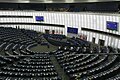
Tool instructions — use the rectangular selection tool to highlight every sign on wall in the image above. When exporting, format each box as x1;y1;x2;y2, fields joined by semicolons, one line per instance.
67;27;78;34
35;16;44;21
107;21;118;31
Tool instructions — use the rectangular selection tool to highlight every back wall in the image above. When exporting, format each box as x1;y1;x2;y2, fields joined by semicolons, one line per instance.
0;11;120;48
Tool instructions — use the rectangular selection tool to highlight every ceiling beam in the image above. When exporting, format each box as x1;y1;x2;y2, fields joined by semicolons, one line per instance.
0;0;119;3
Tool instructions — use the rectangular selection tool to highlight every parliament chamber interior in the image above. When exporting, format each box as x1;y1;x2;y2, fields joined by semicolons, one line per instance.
0;0;120;80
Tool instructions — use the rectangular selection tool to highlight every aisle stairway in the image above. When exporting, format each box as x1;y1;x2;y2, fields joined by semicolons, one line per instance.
50;55;70;80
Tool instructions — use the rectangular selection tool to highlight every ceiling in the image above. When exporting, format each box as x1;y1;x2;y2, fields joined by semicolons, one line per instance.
0;0;119;3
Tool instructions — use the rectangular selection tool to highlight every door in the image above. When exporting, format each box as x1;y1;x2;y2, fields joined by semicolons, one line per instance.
99;39;105;46
92;37;95;43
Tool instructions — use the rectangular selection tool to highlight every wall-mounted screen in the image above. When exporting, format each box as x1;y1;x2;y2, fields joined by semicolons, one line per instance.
67;27;78;34
36;16;44;21
107;21;118;31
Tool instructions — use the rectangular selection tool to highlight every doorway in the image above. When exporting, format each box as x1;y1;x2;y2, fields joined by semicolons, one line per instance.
45;29;50;34
92;37;95;43
52;30;55;34
99;39;105;46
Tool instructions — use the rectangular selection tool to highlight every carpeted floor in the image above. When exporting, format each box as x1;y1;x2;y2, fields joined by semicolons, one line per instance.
30;44;58;52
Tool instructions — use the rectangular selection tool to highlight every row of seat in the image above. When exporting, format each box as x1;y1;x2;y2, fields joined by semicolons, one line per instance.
54;46;120;79
0;55;61;79
0;27;61;79
0;27;120;80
